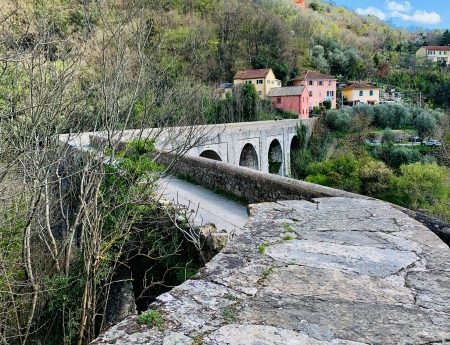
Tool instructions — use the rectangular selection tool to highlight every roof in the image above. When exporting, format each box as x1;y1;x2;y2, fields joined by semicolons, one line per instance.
267;86;306;97
342;82;380;90
422;46;450;51
234;68;272;80
291;70;336;81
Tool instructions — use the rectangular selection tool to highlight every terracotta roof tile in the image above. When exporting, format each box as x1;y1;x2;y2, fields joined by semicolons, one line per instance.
267;86;305;97
234;68;272;79
342;82;380;90
423;46;450;51
291;70;336;81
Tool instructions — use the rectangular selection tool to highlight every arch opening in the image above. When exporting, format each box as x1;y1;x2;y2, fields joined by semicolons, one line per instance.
268;139;283;175
239;143;259;170
200;150;222;161
290;136;301;177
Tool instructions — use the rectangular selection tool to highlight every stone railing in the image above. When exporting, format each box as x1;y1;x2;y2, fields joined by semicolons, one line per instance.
156;153;366;204
157;153;450;246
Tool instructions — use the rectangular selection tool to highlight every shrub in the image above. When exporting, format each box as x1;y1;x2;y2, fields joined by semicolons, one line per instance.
359;159;394;197
372;145;423;169
381;128;396;144
305;153;361;192
373;104;410;129
412;111;437;138
394;163;449;211
388;146;423;169
325;108;353;132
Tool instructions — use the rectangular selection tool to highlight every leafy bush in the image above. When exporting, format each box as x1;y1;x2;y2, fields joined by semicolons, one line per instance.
390;147;424;169
305;153;361;192
381;128;396;144
412;111;437;138
325;108;353;132
388;163;449;212
359;159;394;197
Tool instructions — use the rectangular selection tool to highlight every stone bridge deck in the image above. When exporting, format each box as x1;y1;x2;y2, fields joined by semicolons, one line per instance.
93;197;450;345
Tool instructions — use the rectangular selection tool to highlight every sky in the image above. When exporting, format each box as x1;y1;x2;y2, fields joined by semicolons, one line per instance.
331;0;449;30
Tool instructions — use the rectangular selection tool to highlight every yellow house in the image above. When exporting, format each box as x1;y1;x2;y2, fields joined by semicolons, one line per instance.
233;68;281;99
416;46;450;65
342;82;380;106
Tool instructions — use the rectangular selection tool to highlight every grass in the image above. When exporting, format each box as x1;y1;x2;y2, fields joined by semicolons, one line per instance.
283;223;295;232
222;307;239;323
193;336;203;344
258;244;268;254
282;234;294;241
136;310;165;330
260;267;273;279
224;293;241;302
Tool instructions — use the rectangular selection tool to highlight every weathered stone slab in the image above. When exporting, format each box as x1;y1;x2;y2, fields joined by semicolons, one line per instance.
92;198;450;345
265;240;419;277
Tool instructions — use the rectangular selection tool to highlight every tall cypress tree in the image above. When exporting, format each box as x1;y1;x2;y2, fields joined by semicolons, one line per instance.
440;30;450;46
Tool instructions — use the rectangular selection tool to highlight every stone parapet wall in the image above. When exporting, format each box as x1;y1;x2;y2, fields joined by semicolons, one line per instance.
156;153;366;204
157;153;450;246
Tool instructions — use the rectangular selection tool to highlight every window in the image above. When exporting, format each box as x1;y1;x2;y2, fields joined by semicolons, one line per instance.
327;91;334;97
318;81;323;86
369;90;374;96
245;80;252;84
277;97;282;104
258;91;262;95
308;80;313;86
359;90;364;97
309;91;313;97
428;50;432;55
257;79;263;84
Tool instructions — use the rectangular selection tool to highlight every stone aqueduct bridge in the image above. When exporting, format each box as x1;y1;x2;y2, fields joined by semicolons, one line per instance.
63;120;450;345
90;119;315;177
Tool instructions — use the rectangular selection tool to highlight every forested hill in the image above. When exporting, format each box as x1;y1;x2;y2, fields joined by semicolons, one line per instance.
1;0;449;118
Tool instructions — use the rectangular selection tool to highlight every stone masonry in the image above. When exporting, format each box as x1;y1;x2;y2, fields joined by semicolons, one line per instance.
92;197;450;345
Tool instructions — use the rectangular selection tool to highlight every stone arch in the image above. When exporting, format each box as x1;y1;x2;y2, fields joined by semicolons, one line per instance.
200;150;222;161
268;139;283;175
290;136;301;176
239;143;259;170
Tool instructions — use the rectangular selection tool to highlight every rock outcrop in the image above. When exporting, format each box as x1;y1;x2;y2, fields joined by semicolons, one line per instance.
92;197;450;344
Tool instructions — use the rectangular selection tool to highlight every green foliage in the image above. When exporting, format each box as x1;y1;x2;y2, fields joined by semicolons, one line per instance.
359;159;394;197
412;111;437;138
373;145;424;170
325;104;444;133
137;310;165;330
282;234;294;241
383;163;449;213
325;108;353;132
258;244;267;254
305;153;362;193
381;128;396;144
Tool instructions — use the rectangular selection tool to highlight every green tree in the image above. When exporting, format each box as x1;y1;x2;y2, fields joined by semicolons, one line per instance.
413;111;437;138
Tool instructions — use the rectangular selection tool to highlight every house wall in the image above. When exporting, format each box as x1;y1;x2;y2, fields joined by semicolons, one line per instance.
234;70;281;99
416;48;450;65
271;90;309;119
293;78;336;109
343;88;380;105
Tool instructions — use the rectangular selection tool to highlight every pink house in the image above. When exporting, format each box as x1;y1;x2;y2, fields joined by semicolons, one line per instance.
267;86;310;119
291;71;337;109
